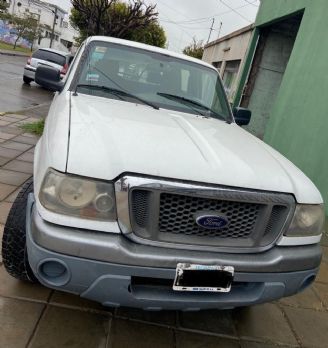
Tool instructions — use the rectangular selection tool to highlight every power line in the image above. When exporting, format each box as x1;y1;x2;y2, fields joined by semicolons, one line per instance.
161;18;213;25
160;3;253;25
157;0;257;51
218;0;252;23
156;0;190;21
243;0;259;7
158;8;195;40
165;17;221;31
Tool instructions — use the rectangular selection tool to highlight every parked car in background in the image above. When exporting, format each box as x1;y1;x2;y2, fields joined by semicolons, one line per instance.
23;48;74;85
3;36;324;310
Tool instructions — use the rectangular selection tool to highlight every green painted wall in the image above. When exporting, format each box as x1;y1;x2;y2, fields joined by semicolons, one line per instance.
237;0;328;213
255;0;307;26
263;0;328;212
233;0;308;108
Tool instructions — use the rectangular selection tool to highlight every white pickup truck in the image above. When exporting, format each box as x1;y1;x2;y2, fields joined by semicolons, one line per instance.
2;36;324;310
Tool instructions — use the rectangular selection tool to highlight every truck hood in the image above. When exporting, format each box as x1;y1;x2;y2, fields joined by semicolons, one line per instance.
67;94;322;203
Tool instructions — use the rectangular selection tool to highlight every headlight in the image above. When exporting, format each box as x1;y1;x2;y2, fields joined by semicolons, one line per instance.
39;169;117;221
285;204;325;237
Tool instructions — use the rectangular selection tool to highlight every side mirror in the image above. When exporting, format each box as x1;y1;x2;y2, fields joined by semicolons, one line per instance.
233;107;252;126
35;65;64;92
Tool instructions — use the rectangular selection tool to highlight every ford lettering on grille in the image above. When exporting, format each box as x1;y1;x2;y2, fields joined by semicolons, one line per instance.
196;214;229;229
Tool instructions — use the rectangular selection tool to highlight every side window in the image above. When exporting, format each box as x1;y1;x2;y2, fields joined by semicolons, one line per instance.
222;60;241;101
63;43;85;83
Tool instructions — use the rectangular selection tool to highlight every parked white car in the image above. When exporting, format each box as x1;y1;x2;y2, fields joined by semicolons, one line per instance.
3;36;324;310
23;48;73;85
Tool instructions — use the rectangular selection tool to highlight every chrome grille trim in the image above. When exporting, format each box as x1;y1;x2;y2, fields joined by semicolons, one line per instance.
115;175;296;253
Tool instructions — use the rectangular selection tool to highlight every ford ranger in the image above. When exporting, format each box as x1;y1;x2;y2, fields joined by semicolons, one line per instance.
2;36;324;310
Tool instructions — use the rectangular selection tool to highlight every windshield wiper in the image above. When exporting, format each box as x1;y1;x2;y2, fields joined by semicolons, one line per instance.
157;92;226;120
76;84;160;110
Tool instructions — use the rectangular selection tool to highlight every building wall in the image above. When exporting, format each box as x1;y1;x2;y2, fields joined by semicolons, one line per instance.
203;28;253;65
203;26;253;102
8;0;66;31
240;0;328;212
0;18;31;48
5;0;77;51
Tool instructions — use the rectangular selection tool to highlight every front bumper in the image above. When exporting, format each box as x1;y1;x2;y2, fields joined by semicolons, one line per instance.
27;196;322;310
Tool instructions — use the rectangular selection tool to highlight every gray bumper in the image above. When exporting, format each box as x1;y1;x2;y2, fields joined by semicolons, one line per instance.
23;67;35;80
27;197;322;310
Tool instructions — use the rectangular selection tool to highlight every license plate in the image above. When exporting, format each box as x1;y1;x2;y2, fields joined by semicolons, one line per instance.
173;263;234;292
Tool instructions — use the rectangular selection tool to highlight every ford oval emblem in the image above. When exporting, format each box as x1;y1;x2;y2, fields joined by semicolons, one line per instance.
196;214;229;229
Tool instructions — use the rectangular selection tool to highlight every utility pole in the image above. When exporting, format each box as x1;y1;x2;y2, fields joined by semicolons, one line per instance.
217;21;223;39
12;0;16;15
207;18;215;44
50;6;58;48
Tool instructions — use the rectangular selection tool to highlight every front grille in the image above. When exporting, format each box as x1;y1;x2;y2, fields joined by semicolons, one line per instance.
130;185;294;251
264;205;288;236
159;193;261;239
131;190;151;228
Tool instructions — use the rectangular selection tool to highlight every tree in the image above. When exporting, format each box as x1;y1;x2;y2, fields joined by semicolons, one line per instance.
130;22;166;48
25;22;43;51
70;0;167;48
10;14;40;49
183;38;205;60
0;0;9;19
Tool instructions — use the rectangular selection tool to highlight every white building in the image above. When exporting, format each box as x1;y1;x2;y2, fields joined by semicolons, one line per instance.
203;25;254;103
6;0;78;52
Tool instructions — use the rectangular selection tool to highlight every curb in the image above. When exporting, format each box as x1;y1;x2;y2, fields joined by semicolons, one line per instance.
0;50;30;57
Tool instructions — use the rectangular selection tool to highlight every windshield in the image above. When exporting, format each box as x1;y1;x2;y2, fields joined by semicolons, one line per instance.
74;41;232;121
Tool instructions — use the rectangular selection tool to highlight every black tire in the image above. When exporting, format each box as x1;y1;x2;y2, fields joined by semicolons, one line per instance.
23;76;33;84
2;178;38;282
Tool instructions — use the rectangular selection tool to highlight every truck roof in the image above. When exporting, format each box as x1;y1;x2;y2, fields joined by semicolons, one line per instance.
87;36;216;71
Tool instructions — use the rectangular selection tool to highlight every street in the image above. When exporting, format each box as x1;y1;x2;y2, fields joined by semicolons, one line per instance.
0;55;53;113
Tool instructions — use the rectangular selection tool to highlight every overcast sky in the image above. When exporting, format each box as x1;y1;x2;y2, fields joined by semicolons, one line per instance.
54;0;260;52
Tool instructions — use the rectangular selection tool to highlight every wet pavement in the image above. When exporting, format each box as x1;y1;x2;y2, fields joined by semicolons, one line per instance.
0;114;326;347
0;55;53;113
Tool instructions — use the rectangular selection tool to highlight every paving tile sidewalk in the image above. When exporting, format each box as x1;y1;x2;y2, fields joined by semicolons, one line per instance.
0;114;327;347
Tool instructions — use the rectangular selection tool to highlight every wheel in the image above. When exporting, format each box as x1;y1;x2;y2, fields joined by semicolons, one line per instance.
2;178;38;282
23;76;33;84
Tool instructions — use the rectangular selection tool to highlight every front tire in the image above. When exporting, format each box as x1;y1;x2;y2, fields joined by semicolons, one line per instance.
2;178;37;282
23;76;33;84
